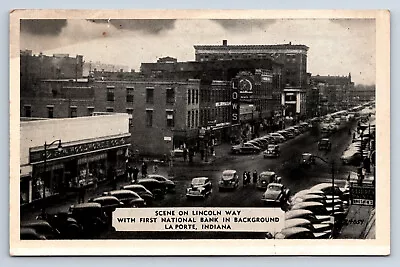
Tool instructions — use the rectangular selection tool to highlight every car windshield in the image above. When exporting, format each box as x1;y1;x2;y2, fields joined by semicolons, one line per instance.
260;174;273;179
192;178;205;185
268;145;276;150
268;185;282;191
302;154;311;160
222;173;234;179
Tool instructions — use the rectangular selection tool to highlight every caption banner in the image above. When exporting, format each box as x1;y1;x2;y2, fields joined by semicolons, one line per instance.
112;207;284;232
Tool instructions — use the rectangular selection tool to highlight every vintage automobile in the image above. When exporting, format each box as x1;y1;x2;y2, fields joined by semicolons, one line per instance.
186;177;212;198
290;201;345;220
261;183;291;207
285;209;332;225
21;220;60;239
36;211;83;239
263;144;280;158
89;196;124;213
309;183;349;203
20;227;47;240
68;203;108;236
136;178;167;198
145;174;175;193
103;190;146;207
290;194;344;216
231;143;261;154
341;147;362;165
284;218;332;239
301;153;316;166
218;170;239;191
121;184;155;205
270;133;286;143
318;138;332;151
256;171;281;190
274;227;315;239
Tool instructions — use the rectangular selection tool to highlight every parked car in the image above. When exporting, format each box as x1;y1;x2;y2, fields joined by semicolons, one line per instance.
261;183;291;207
285;209;332;225
36;211;82;239
145;174;175;193
186;177;212;198
68;203;108;236
309;183;348;203
278;130;293;139
318;138;332;151
121;184;155;205
256;171;281;190
136;178;167;198
218;170;239;191
21;220;60;239
103;190;146;207
274;227;315;239
247;139;266;149
290;201;344;220
301;153;315;166
284;218;332;238
263;144;280;158
20;227;47;240
290;194;344;212
88;196;124;213
341;148;362;165
270;133;286;143
231;143;261;154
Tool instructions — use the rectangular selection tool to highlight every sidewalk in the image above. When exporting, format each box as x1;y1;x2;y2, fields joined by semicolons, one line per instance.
338;204;374;239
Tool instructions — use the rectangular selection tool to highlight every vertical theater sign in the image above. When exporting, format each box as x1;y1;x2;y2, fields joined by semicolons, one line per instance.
231;78;240;126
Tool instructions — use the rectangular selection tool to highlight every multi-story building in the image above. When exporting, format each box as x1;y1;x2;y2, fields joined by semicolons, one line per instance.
193;40;308;118
20;114;131;205
348;85;376;106
20;50;84;93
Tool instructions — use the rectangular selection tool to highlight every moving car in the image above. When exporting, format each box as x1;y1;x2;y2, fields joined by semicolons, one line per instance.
231;143;261;154
318;138;332;151
103;190;146;207
256;171;281;190
261;183;291;207
301;153;315;166
263;144;280;158
121;184;155;205
218;170;239;191
186;177;212;198
145;174;175;193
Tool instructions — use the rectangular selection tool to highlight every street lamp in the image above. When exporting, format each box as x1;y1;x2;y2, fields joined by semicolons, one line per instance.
312;155;336;226
42;139;62;209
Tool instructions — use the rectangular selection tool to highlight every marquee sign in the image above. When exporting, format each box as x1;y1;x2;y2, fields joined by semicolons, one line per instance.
350;182;375;206
231;78;240;125
29;135;131;164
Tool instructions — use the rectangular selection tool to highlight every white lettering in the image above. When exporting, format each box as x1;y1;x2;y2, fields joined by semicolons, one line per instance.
232;92;238;100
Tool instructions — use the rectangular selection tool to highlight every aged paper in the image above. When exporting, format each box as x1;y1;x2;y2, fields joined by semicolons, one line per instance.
10;9;390;256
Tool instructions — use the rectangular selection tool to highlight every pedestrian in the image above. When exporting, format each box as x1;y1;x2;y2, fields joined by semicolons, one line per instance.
153;163;158;174
77;179;85;203
252;170;258;184
183;148;188;162
126;165;133;182
141;162;147;178
243;172;247;186
132;166;139;183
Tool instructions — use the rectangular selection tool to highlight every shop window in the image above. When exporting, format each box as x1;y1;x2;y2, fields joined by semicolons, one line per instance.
166;110;174;127
146;88;154;104
107;87;115;102
70;106;77;118
47;106;54;118
24;105;31;117
195;89;199;104
146;109;153;127
126;87;134;103
166;88;175;105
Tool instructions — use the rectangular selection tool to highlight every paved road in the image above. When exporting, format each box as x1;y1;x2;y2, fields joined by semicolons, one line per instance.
100;121;357;239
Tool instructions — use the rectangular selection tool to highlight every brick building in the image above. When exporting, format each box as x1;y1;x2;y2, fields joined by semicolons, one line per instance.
193;40;308;118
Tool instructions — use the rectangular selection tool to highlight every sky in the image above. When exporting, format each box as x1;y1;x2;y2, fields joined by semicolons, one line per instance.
20;19;376;85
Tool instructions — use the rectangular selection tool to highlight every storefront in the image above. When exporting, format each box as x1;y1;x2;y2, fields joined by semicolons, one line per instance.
27;133;130;203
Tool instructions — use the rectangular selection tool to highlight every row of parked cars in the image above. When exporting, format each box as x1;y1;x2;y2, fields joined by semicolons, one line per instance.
267;183;350;239
20;174;176;240
231;122;311;156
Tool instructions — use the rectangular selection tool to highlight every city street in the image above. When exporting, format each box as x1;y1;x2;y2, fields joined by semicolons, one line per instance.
100;121;356;239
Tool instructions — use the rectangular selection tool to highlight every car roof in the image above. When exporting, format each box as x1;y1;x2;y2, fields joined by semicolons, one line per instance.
71;202;101;209
275;227;312;238
123;184;146;189
285;218;312;228
192;177;208;181
147;174;166;179
268;183;283;187
291;201;324;209
310;183;337;191
285;209;314;219
108;189;137;195
222;170;237;175
260;171;275;176
138;178;161;183
21;220;51;227
92;196;120;202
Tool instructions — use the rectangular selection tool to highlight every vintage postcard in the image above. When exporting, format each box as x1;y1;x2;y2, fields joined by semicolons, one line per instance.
9;9;390;256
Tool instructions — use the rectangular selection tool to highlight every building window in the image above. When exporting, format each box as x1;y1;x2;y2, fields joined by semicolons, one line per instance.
195;110;199;128
70;106;77;118
187;111;191;128
107;87;115;102
106;107;114;112
191;89;195;104
126;108;133;127
126;87;134;103
166;110;174;127
191;110;195;129
195;90;199;104
146;88;154;104
24;105;31;117
188;89;191;105
47;106;54;118
166;88;175;105
87;107;94;116
146;109;153;127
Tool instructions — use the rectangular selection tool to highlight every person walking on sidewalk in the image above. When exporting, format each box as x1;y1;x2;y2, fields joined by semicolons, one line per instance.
141;161;148;178
252;170;258;184
183;148;188;162
132;166;139;183
77;179;86;204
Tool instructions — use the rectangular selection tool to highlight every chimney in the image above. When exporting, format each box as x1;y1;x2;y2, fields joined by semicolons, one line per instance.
222;40;228;46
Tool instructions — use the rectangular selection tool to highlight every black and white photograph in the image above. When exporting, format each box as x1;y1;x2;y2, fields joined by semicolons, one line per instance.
9;10;390;256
